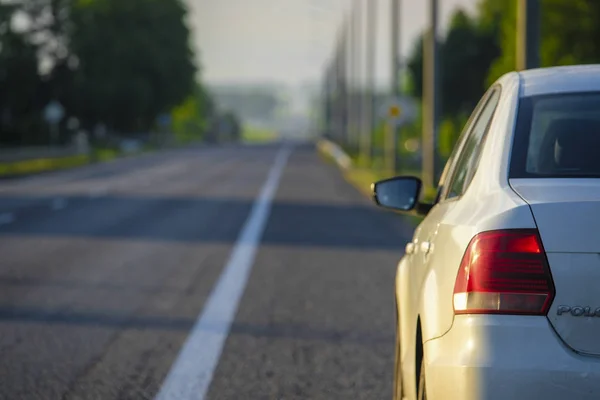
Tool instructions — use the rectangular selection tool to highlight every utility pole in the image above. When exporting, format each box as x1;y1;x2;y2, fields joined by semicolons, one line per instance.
340;18;349;148
516;0;540;70
329;63;337;140
324;64;334;139
348;2;357;153
422;0;440;190
345;12;353;151
387;0;401;173
336;44;344;145
335;30;344;146
331;43;339;143
353;0;362;154
361;0;376;166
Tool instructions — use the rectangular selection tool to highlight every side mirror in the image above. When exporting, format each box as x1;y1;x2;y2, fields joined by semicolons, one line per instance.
371;176;422;212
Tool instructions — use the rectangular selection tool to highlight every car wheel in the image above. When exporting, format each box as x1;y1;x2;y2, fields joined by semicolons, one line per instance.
393;323;402;400
417;357;427;400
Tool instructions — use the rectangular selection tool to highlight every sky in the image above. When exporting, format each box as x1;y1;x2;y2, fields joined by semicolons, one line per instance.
186;0;478;88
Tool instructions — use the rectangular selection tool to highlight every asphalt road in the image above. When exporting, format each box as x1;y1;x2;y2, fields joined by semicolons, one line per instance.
0;142;412;400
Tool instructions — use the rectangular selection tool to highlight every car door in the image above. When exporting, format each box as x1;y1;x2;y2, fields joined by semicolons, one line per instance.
398;87;503;390
419;87;502;341
406;86;501;294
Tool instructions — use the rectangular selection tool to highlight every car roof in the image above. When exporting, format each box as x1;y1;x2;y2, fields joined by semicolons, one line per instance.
519;65;600;97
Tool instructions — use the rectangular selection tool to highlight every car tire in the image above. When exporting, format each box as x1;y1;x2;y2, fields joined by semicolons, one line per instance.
417;357;427;400
393;324;402;400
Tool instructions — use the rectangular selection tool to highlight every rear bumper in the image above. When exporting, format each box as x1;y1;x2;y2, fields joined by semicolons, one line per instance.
424;315;600;400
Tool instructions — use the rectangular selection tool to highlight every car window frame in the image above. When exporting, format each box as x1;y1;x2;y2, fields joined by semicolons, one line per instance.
433;107;484;203
440;85;502;202
435;88;495;202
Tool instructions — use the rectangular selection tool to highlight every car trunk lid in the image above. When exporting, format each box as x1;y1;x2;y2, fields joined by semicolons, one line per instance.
511;179;600;356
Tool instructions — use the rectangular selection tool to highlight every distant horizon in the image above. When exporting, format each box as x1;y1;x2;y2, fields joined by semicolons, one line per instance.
206;80;320;89
205;80;397;94
187;0;477;87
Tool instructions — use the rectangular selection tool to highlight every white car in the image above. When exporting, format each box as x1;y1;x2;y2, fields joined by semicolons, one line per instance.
373;65;600;400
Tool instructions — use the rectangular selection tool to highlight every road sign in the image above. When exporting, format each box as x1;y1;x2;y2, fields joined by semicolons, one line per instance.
94;123;107;138
44;101;65;124
388;104;402;119
157;114;172;127
380;96;417;127
44;100;65;145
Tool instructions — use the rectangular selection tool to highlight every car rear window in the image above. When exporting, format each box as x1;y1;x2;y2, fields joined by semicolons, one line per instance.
510;92;600;178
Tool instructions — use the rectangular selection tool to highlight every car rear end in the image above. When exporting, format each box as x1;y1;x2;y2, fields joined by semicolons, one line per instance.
425;226;600;399
425;70;600;400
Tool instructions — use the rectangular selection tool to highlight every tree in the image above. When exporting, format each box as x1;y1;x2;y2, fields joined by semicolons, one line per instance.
442;10;500;117
0;0;201;146
171;84;216;143
70;0;197;133
481;0;517;84
0;5;45;146
485;0;600;84
407;8;500;119
6;0;77;134
405;7;501;161
406;36;423;99
403;0;600;166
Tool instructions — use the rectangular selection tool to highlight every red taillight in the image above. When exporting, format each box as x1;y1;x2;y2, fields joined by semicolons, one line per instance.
453;229;555;315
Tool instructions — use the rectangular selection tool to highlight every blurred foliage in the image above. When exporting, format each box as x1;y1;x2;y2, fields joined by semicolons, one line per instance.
404;0;600;172
0;0;240;148
0;4;46;146
0;154;89;176
407;8;500;120
92;147;120;162
242;126;279;143
69;0;197;133
320;0;600;199
171;85;216;143
485;0;600;84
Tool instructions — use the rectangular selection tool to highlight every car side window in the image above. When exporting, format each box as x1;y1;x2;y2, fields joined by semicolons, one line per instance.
435;100;484;201
436;88;493;201
446;89;501;200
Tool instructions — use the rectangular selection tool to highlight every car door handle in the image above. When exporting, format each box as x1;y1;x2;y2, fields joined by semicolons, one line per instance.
420;241;432;255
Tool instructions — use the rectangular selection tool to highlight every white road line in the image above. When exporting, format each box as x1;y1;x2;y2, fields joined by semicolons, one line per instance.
51;198;67;210
154;145;291;400
0;213;14;225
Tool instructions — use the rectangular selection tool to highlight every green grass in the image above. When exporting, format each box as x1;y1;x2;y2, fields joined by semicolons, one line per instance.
92;148;121;162
0;145;150;178
0;154;90;177
242;127;279;143
344;168;390;196
344;167;425;227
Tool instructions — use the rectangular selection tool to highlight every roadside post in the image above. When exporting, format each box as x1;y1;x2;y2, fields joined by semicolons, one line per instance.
44;100;65;146
382;96;417;173
390;0;402;173
157;114;172;147
516;0;540;70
